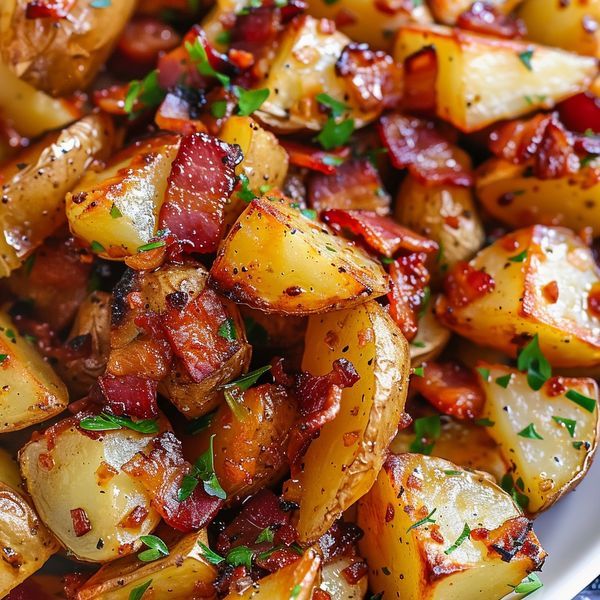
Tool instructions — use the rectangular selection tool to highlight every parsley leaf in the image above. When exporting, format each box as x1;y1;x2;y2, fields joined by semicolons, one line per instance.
495;374;512;388
226;545;254;569
110;204;123;219
222;365;272;392
90;241;105;254
197;541;224;565
290;584;302;599
186;39;230;87
409;415;441;455
137;240;166;253
552;416;576;437
211;99;228;118
255;527;275;544
565;389;596;413
444;522;470;555
237;173;257;202
316;117;355;150
0;354;7;364
218;318;237;341
138;535;169;562
79;413;159;434
129;580;152;600
510;573;543;597
413;366;425;377
517;423;544;440
477;367;491;382
406;507;436;532
508;249;528;263
501;473;529;510
185;411;215;435
315;93;347;118
517;334;551;391
124;70;165;115
475;418;495;427
517;49;534;71
234;87;269;116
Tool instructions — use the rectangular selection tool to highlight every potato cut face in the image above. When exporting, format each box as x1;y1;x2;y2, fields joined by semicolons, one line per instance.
0;310;68;431
477;158;600;235
296;301;410;542
209;198;389;314
223;549;320;600
357;453;546;600
394;24;597;131
66;135;180;259
19;420;163;562
436;225;600;367
409;296;451;366
428;0;520;24
319;557;368;599
477;364;599;514
76;530;217;600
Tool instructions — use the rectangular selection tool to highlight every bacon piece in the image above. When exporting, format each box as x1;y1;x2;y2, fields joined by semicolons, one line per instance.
457;2;526;39
308;159;390;214
159;132;242;253
536;117;580;179
558;92;600;135
318;520;363;562
25;0;74;18
411;361;485;420
281;140;350;175
6;580;55;600
122;432;223;532
342;560;368;584
70;508;92;537
288;359;359;474
387;253;430;342
443;261;495;308
97;374;159;419
402;46;437;114
322;209;438;257
378;114;473;187
92;85;129;115
161;287;241;382
336;43;403;112
489;113;550;163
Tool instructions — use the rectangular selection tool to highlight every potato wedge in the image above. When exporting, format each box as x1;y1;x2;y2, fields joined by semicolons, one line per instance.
435;225;600;367
210;198;389;314
476;157;600;235
76;530;217;600
518;0;600;58
0;309;68;432
357;453;546;600
394;24;597;132
19;416;166;562
296;301;410;542
319;556;368;599
223;549;321;600
428;0;522;24
0;0;136;96
0;448;21;492
410;296;452;366
66;135;180;259
476;364;599;514
0;114;114;276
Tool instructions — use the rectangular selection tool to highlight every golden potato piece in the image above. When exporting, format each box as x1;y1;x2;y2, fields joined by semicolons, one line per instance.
296;301;410;542
394;24;597;132
76;530;218;600
357;453;546;600
435;225;600;367
319;556;368;599
409;296;452;366
0;114;114;276
476;158;600;235
66;135;180;259
428;0;521;24
477;364;599;514
0;310;68;432
0;0;136;96
19;417;165;562
210;198;389;314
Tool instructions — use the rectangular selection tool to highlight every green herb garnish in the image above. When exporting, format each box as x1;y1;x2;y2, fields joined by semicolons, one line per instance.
495;374;512;388
129;580;152;600
138;535;169;562
409;415;441;455
508;249;528;263
186;39;230;87
518;423;544;440
137;240;166;253
517;334;551;391
444;522;470;555
517;49;534;71
197;541;224;565
218;318;237;341
406;508;437;533
510;573;543;597
552;416;576;437
79;413;159;434
565;389;596;413
234;87;269;116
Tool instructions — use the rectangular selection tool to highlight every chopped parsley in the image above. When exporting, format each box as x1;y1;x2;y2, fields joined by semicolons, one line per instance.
255;527;275;544
565;389;596;413
79;413;159;434
226;545;254;569
552;416;576;437
495;374;512;389
215;30;231;45
475;418;495;427
444;522;470;555
0;354;7;364
218;318;237;341
137;240;166;253
186;39;230;87
510;573;543;597
516;334;551;391
517;49;534;71
517;423;544;440
406;508;436;532
237;173;257;202
409;415;441;455
90;241;105;254
129;580;152;600
316;117;355;150
290;584;302;599
508;249;528;263
572;441;585;450
501;473;529;510
234;86;269;116
211;100;228;118
300;208;317;220
315;93;347;118
197;541;225;565
185;411;215;435
110;204;122;219
124;70;165;115
138;535;169;562
413;366;425;377
477;367;491;382
177;434;226;501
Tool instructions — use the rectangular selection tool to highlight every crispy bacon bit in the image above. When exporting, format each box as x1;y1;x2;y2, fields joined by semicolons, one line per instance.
95;461;118;487
443;261;495;308
97;374;159;419
411;361;485;420
542;281;559;304
25;0;74;19
318;520;363;562
385;503;395;523
322;209;438;257
546;376;567;397
342;560;368;584
118;505;149;529
489;113;550;163
373;0;414;14
402;46;438;114
457;2;526;39
313;590;332;600
588;283;600;317
38;452;54;471
70;508;92;537
486;516;532;562
288;360;359;474
161;288;241;382
159;132;242;254
558;92;600;135
281;140;350;175
92;85;129;115
471;527;490;541
536;117;580;179
378;114;473;187
336;43;403;112
122;432;223;532
387;253;430;342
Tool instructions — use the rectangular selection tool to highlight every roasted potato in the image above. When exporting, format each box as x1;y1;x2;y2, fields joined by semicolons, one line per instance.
0;61;79;137
518;0;600;58
319;556;368;599
394;24;597;132
209;198;389;315
410;297;452;366
476;158;600;235
435;225;600;367
66;135;180;259
357;453;546;600
0;0;136;96
19;416;166;562
428;0;522;24
295;301;410;543
223;549;321;600
0;309;68;432
0;114;114;276
75;530;217;599
476;364;599;514
182;383;296;502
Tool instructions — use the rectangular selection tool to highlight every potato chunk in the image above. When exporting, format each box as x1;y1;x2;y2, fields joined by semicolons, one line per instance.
210;198;389;314
296;301;410;542
435;226;600;367
66;135;180;259
476;158;600;235
319;556;368;599
409;297;452;366
477;364;599;514
357;453;546;600
428;0;521;24
0;310;68;431
75;530;217;600
19;417;165;562
394;24;597;132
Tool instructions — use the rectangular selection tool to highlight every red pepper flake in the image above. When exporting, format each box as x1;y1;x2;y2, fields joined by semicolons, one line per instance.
588;283;600;317
429;524;444;544
542;280;559;304
444;215;460;229
313;590;332;600
343;430;360;447
70;508;92;537
341;560;369;585
545;376;567;397
118;505;149;529
385;503;395;523
444;262;495;308
38;452;55;471
470;527;489;541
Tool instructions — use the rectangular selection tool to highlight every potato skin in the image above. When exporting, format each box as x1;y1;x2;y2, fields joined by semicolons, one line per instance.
0;0;136;96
